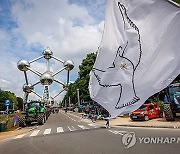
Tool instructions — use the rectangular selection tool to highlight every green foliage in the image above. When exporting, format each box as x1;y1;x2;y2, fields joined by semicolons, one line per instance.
0;89;23;111
173;0;180;4
17;97;23;110
0;89;9;110
63;52;97;105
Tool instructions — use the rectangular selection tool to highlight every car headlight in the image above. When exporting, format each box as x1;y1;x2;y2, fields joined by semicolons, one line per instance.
141;111;147;115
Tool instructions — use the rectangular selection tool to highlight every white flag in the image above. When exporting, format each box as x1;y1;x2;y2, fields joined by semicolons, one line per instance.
89;0;180;118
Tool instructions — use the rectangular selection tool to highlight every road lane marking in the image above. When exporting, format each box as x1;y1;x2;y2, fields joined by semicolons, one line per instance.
78;125;89;129
88;123;96;127
57;127;64;133
67;126;75;131
43;128;51;135
108;130;133;135
66;112;82;119
30;130;40;137
14;134;26;139
81;119;90;123
60;111;76;122
71;126;76;131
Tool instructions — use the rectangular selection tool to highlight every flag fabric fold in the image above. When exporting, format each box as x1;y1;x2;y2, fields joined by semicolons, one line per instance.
89;0;180;118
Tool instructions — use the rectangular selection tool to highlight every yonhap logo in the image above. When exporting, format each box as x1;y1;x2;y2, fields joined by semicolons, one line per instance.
122;132;136;148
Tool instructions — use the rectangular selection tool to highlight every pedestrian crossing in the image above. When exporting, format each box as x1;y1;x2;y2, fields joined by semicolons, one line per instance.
13;123;101;140
43;128;51;135
30;130;40;137
57;127;64;133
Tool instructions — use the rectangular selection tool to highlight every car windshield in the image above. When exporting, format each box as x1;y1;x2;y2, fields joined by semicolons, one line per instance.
168;86;180;101
28;103;40;108
139;105;147;110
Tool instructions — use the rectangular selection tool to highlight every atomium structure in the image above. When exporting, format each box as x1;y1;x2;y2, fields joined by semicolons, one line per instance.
17;47;74;110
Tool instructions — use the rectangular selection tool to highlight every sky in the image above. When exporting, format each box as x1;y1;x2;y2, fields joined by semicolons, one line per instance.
0;0;106;102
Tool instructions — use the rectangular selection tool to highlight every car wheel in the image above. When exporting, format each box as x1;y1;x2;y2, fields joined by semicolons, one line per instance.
144;115;149;121
130;117;134;121
159;112;163;118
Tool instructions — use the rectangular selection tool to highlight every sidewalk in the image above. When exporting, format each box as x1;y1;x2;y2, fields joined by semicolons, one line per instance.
68;111;180;129
97;116;180;129
0;126;36;141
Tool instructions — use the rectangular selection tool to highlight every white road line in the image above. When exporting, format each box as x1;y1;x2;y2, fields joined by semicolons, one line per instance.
14;134;26;139
88;123;96;127
67;126;75;131
81;119;90;123
60;111;76;122
67;112;82;119
71;126;76;131
57;127;64;133
108;130;133;135
108;130;124;135
43;128;51;135
78;125;89;129
30;130;40;137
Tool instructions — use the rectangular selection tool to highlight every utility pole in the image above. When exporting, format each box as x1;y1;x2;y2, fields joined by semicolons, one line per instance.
77;89;80;106
69;96;71;107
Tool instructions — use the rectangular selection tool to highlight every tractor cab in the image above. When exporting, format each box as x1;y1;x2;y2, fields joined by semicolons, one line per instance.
164;83;180;121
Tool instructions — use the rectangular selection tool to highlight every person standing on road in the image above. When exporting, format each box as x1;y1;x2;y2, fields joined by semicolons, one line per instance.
91;107;98;123
104;111;110;128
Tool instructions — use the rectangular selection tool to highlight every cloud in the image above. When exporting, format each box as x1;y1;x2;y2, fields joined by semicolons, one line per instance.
0;79;11;88
0;0;105;101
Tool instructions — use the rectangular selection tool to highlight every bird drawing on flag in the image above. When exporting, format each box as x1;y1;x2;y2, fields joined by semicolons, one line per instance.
91;2;142;109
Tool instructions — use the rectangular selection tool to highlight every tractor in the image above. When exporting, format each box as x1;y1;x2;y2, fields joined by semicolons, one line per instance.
19;100;50;127
163;83;180;121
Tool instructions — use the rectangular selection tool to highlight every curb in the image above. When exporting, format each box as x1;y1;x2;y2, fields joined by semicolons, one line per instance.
0;126;38;141
114;124;180;129
63;111;180;129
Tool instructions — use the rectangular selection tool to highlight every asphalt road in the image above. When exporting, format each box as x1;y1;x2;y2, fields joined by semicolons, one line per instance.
0;110;179;154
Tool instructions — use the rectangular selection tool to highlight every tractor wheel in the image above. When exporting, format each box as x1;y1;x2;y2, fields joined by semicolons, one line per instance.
26;121;31;126
164;104;175;121
19;115;26;127
37;113;45;125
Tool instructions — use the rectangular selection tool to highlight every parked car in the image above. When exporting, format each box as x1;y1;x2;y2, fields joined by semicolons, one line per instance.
0;111;6;115
130;103;163;121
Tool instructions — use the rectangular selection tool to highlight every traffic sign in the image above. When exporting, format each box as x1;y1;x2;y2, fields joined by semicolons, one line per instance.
5;100;10;106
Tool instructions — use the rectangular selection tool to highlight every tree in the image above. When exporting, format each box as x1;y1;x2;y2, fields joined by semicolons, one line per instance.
7;91;18;110
17;97;23;110
173;0;180;4
0;89;8;110
63;52;97;105
0;89;19;110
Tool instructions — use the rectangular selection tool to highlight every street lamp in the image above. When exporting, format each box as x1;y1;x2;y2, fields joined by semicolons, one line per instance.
77;89;80;106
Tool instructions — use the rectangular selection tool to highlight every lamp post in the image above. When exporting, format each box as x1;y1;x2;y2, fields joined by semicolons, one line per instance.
77;89;80;106
65;100;67;109
68;96;71;107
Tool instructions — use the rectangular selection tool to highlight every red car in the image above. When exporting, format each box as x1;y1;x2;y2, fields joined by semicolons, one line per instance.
130;103;163;121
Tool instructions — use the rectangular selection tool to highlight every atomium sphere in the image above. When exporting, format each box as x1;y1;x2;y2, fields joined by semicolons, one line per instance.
17;60;30;71
63;60;74;71
42;47;53;59
23;84;33;93
40;72;54;85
